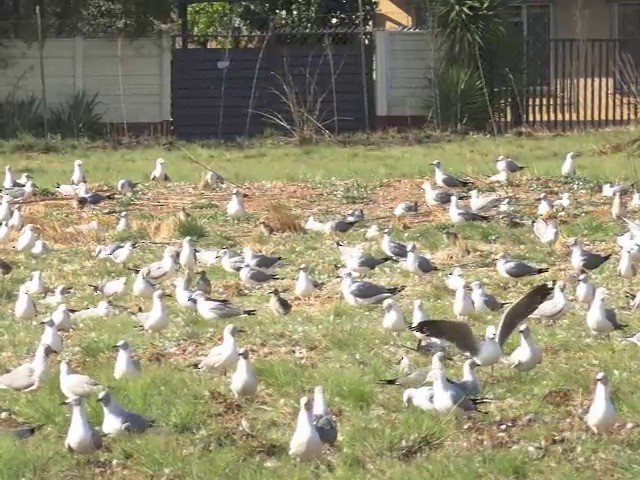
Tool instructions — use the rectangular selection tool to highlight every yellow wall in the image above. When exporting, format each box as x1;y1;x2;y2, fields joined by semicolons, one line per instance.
375;0;416;30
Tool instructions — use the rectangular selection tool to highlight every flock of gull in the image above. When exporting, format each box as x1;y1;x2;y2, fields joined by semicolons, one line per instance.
0;151;640;462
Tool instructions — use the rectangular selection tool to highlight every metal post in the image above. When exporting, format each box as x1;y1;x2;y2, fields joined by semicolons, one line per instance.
357;0;370;131
35;5;48;139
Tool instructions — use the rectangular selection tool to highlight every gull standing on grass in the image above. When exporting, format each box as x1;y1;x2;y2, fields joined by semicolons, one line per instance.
431;160;473;188
73;300;116;320
533;217;559;244
136;290;169;334
42;285;71;306
602;183;630;198
393;201;418;217
380;228;409;258
15;284;37;320
70;160;86;185
431;370;485;415
554;192;572;209
31;238;50;257
24;270;46;294
179;236;197;272
98;391;154;435
63;396;103;454
117;178;140;194
289;396;323;462
496;155;526;173
240;264;280;287
116;212;130;232
449;195;490;223
561;152;579;176
470;281;508;313
269;289;292;316
0;221;9;246
59;361;103;399
3;166;16;188
89;276;127;298
618;247;636;279
470;190;503;212
219;248;244;273
0;344;55;392
530;281;572;321
195;247;220;267
132;270;156;299
193;324;243;373
195;270;212;295
109;241;135;265
496;253;548;280
295;265;322;298
403;386;435;411
507;324;543;372
149;158;170;182
312;386;338;443
453;284;474;319
113;340;141;380
137;247;178;283
381;299;406;335
40;318;63;353
243;246;283;272
340;271;405;306
575;273;596;305
421;181;459;206
227;188;246;220
445;268;465;291
632;190;640;208
586;287;627;335
612;191;627;220
174;276;197;310
190;291;256;319
0;195;11;222
230;348;258;400
400;243;438;276
569;238;612;272
536;194;554;216
586;372;616;434
15;224;37;251
52;304;73;331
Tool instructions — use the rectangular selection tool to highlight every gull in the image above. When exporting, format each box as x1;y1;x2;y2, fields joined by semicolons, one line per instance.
627;290;640;310
59;361;103;399
55;182;79;197
295;265;322;298
24;270;45;295
365;224;380;240
561;151;579;176
421;181;459;206
453;359;482;397
393;201;418;217
554;193;571;209
15;224;36;251
174;276;197;310
496;253;548;280
486;170;510;184
193;324;243;373
536;194;553;216
430;160;473;188
269;289;292;316
403;386;435;411
312;386;338;443
230;348;258;400
345;208;365;223
397;355;413;374
31;239;50;257
449;195;490;223
243;246;283;271
219;248;244;273
63;396;103;454
453;284;474;319
179;236;197;271
289;396;323;462
117;178;140;194
322;217;359;234
137;246;178;283
227;188;246;219
258;220;275;236
496;155;526;173
132;270;156;299
4;180;35;200
109;241;135;265
40;318;63;353
341;250;391;275
602;183;629;197
195;271;211;295
98;391;154;435
381;299;406;334
470;281;507;313
576;273;596;305
190;291;256;319
340;271;404;306
149;158;170;182
618;247;636;279
470;190;503;212
532;218;559;244
113;340;141;380
195;248;220;266
410;299;436;346
612;191;627;220
381;228;408;258
8;206;22;230
305;216;326;232
3;166;16;189
585;372;616;434
431;370;485;415
203;170;225;187
42;285;71;306
569;238;612;271
115;212;130;232
586;287;627;335
15;284;37;320
239;264;279;287
70;159;86;185
531;281;572;321
0;344;54;392
336;240;364;260
0;195;12;221
52;304;73;331
380;353;443;386
95;242;124;259
72;300;115;320
632;191;640;208
136;290;169;334
89;276;127;298
75;183;115;207
445;268;465;291
507;324;543;372
400;243;437;276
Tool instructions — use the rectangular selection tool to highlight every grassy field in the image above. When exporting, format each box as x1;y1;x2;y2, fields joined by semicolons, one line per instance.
0;129;640;479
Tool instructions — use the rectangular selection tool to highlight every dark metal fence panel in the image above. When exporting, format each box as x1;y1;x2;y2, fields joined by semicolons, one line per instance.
172;32;372;140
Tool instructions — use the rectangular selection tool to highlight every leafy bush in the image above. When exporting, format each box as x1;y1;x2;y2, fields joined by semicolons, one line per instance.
0;94;43;138
49;91;104;139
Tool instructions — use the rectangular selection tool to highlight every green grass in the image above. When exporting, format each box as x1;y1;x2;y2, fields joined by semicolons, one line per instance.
0;129;639;479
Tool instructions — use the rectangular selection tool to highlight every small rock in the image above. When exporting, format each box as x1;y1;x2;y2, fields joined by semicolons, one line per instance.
0;411;11;419
625;422;636;430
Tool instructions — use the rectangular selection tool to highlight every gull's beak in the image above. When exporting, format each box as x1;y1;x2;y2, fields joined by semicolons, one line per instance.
237;328;247;334
59;401;68;406
112;345;119;350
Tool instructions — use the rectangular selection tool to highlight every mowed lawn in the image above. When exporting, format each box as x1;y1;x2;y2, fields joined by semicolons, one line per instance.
0;129;639;480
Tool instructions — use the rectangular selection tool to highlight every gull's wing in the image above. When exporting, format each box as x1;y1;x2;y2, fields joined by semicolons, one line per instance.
349;281;388;299
0;363;35;391
410;320;478;356
496;282;555;346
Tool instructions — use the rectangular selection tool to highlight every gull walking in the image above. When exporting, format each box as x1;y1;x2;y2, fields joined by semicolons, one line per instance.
113;340;141;379
98;391;153;435
289;396;323;462
585;372;616;434
136;290;170;334
230;348;258;400
193;324;243;373
63;397;103;454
